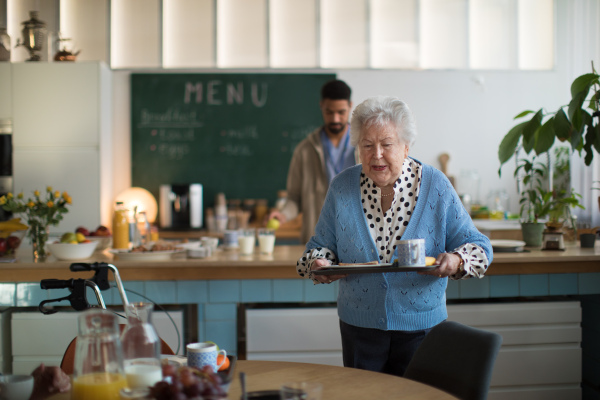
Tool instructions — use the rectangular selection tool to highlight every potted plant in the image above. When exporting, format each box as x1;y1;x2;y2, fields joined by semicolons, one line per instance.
515;155;552;246
499;63;598;245
498;63;599;172
513;152;585;246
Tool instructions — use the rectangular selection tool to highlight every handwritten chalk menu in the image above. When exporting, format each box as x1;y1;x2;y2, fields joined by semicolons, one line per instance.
131;73;335;210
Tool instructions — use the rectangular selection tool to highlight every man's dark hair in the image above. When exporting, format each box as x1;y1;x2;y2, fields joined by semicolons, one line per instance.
321;79;351;101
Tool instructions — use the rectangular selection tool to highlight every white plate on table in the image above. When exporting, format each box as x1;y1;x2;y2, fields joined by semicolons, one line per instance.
490;240;527;252
109;249;185;261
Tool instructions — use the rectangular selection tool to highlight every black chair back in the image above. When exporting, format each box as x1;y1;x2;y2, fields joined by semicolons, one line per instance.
404;320;502;400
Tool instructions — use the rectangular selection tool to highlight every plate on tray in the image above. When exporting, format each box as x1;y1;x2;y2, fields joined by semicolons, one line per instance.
490;240;527;252
109;249;185;261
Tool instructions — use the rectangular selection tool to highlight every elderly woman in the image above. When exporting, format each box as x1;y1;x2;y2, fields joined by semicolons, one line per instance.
296;96;492;376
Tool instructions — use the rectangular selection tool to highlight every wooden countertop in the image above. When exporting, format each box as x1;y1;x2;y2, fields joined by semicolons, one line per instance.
2;243;599;282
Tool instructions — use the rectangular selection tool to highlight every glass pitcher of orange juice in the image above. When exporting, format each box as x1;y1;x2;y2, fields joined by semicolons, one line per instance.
72;309;127;400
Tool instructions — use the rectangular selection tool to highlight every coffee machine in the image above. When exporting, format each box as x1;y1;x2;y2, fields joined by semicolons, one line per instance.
0;119;13;222
159;184;203;229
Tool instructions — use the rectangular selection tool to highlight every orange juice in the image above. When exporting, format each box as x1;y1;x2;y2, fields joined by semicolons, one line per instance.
72;372;127;400
112;202;130;250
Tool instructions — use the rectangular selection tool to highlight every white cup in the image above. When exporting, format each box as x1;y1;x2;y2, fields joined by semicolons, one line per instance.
223;230;239;249
258;228;276;255
186;342;227;373
0;375;34;400
200;236;219;252
238;229;256;255
396;238;426;266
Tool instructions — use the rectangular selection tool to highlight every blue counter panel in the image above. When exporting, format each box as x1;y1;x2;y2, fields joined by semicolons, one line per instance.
5;273;600;359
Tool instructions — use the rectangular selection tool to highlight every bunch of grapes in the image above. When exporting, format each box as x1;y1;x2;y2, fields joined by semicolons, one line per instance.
149;363;227;400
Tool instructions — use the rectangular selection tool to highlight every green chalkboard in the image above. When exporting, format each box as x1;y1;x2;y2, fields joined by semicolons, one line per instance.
131;73;335;213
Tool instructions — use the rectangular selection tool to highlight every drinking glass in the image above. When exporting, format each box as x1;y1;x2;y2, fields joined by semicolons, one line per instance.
258;228;276;255
280;382;323;400
72;309;127;400
238;229;256;255
121;302;163;389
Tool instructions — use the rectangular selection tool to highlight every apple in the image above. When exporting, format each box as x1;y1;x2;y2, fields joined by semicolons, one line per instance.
61;232;78;244
75;226;90;236
7;236;21;249
0;238;7;255
266;218;281;230
94;225;111;236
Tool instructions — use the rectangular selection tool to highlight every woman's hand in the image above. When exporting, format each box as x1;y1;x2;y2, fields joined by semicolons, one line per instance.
420;252;462;278
30;363;71;400
265;210;287;225
311;258;347;284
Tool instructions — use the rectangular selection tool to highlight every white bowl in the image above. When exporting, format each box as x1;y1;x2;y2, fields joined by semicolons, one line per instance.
187;247;211;259
86;235;112;251
0;374;34;400
48;240;99;261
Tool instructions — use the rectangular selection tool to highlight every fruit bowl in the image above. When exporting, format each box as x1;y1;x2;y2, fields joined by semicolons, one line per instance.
48;241;99;261
0;229;26;258
85;236;112;251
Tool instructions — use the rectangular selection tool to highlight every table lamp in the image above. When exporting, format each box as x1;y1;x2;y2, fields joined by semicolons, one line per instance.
115;187;158;223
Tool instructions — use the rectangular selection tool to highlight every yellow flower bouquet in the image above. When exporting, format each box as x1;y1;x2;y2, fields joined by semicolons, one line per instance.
0;187;72;261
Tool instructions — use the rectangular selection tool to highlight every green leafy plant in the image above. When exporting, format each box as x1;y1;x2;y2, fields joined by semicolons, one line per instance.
498;63;600;175
515;156;553;223
515;154;584;224
548;189;584;223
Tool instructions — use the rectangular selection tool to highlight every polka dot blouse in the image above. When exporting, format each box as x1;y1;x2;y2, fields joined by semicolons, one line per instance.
297;158;489;283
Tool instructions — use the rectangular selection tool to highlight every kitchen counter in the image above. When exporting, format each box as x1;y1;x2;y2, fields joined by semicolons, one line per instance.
1;243;599;283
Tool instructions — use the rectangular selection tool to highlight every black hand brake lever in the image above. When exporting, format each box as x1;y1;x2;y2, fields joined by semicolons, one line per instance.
39;278;93;315
70;262;111;291
69;262;129;307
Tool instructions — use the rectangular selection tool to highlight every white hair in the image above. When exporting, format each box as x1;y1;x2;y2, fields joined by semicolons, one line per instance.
350;96;417;147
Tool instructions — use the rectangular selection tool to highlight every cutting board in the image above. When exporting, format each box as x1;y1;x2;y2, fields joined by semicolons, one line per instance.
438;153;456;187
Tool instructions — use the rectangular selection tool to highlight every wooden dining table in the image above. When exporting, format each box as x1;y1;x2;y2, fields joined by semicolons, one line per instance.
48;360;458;400
227;360;458;399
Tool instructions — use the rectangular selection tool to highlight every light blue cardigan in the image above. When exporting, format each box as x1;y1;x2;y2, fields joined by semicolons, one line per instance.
306;159;493;331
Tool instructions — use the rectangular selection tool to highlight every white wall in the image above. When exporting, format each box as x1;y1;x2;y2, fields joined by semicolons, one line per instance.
111;68;566;216
104;0;597;224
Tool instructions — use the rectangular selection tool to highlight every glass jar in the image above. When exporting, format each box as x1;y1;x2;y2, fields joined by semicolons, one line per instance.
0;28;10;61
112;202;130;250
254;199;269;224
120;302;162;390
275;190;288;211
72;309;127;400
136;211;150;246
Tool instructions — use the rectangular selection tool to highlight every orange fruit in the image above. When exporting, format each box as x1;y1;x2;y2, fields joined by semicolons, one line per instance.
217;354;230;371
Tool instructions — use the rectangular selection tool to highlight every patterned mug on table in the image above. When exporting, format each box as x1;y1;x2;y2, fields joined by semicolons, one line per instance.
186;342;227;373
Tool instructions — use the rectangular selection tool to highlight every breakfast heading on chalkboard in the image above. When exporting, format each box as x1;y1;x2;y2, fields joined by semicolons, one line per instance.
183;80;268;107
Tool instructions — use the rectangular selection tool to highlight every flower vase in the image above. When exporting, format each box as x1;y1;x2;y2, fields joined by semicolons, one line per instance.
30;224;49;262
